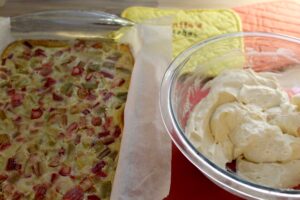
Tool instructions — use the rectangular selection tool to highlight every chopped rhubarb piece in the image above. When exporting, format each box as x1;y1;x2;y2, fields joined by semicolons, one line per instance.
44;77;56;88
29;129;39;135
82;109;90;115
78;117;87;128
59;165;71;176
7;54;13;60
38;97;45;108
87;195;101;200
60;115;67;127
116;92;127;101
33;184;48;200
98;131;110;138
87;93;97;101
62;56;76;66
15;136;25;142
39;63;53;76
0;134;10;151
119;79;126;86
97;147;111;160
11;93;23;107
100;70;114;79
74;135;81;145
58;147;65;156
3;183;14;195
95;171;107;178
57;133;65;140
226;160;237;173
49;107;56;112
63;186;84;200
0;67;9;74
0;110;6;120
86;186;96;193
91;117;102;126
14;116;22;124
57;108;67;113
103;92;113;101
34;121;44;127
6;157;21;171
87;63;100;72
92;102;100;109
107;52;122;61
0;174;8;182
91;43;102;49
32;162;42;177
22;50;32;60
113;126;121;138
64;47;72;52
31;108;43;119
103;117;112;130
101;137;114;145
103;62;115;68
12;191;24;200
70;105;82;114
48;156;60;167
23;41;33;49
112;78;125;88
7;89;15;96
71;66;84;76
82;82;98;90
47;113;58;123
80;177;93;191
34;48;46;57
52;93;64;101
12;131;21;138
74;40;85;48
54;50;63;57
51;173;59;183
77;88;88;99
66;122;78;136
85;73;93;81
91;161;106;176
115;105;122;109
85;128;95;136
0;72;7;80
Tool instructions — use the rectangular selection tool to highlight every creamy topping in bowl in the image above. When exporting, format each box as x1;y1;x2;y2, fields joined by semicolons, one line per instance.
186;69;300;188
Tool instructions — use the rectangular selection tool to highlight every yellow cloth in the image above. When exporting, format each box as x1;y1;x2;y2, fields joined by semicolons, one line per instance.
120;7;244;75
122;7;242;57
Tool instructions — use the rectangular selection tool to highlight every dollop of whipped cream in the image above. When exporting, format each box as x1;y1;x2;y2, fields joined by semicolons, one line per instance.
186;69;300;188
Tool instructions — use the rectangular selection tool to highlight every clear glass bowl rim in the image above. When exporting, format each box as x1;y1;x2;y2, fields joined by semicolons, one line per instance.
160;32;300;199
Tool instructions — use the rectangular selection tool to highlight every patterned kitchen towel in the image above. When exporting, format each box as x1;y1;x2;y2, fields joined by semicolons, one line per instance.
122;7;242;57
121;7;244;75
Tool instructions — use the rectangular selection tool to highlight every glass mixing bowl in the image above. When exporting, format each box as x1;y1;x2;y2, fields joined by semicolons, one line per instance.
160;32;300;199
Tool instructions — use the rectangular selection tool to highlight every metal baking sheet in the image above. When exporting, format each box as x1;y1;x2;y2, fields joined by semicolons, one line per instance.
10;10;134;39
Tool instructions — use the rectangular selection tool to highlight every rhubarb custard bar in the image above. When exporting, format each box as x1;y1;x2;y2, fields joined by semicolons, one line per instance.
0;39;134;200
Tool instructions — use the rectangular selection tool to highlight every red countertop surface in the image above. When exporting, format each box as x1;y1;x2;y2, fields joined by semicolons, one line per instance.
165;144;242;200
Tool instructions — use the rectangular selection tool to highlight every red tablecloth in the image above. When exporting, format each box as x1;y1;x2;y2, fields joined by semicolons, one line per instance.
165;144;242;200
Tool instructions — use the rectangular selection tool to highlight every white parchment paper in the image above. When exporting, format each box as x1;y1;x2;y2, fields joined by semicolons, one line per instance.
0;17;173;200
0;18;13;53
111;20;173;200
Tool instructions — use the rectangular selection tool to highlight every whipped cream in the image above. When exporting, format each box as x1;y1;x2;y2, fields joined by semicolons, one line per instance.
186;69;300;188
